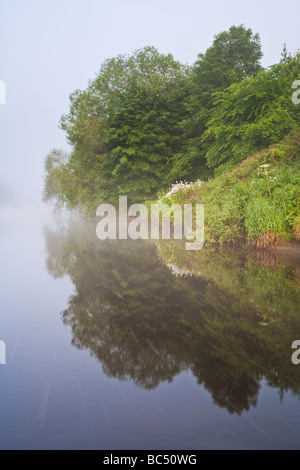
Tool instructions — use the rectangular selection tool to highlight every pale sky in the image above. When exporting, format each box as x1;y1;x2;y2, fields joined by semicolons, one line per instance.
0;0;299;206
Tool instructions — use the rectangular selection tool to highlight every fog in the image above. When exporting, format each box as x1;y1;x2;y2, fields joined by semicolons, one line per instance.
0;0;299;211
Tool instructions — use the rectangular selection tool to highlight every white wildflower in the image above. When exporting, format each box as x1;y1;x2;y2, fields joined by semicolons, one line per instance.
163;179;201;198
259;164;271;169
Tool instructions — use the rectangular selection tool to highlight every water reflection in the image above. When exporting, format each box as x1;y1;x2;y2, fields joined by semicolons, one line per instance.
44;215;300;415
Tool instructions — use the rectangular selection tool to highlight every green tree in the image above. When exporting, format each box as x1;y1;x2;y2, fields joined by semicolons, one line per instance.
171;25;263;180
101;81;187;201
55;47;188;207
42;149;69;205
202;51;300;170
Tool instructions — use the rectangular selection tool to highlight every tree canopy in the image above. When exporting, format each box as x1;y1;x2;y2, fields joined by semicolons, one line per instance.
56;46;188;206
170;24;263;180
43;25;300;212
202;51;300;170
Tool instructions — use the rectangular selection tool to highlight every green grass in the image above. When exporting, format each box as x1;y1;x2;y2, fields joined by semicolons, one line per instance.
159;128;300;246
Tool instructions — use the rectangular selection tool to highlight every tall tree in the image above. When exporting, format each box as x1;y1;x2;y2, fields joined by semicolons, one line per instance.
57;47;188;207
202;51;300;170
171;25;263;180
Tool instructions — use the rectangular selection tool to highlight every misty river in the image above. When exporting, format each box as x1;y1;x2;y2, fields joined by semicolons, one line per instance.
0;208;300;449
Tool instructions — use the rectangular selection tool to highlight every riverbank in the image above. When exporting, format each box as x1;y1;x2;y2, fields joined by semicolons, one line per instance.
158;129;300;248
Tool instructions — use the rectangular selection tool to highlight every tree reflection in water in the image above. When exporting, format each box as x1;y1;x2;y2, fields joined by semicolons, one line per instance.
44;214;300;415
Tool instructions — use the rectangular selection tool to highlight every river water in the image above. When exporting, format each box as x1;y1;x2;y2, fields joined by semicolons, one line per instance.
0;208;300;449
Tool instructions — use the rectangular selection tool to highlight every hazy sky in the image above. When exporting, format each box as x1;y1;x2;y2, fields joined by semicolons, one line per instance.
0;0;299;206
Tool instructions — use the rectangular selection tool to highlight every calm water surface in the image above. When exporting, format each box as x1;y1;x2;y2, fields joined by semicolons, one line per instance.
0;208;300;449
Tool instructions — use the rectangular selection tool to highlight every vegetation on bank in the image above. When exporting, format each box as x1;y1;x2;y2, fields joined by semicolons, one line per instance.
160;129;300;246
42;24;300;246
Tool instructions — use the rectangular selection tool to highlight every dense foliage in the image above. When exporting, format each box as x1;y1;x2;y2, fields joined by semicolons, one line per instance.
171;25;263;180
45;46;188;207
161;128;300;245
202;50;300;171
43;25;300;243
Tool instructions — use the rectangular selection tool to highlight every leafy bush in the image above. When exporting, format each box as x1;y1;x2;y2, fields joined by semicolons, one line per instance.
160;129;300;245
